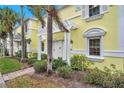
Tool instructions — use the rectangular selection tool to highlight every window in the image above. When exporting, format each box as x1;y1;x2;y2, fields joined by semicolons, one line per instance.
82;5;109;20
89;5;100;17
89;37;100;56
41;42;44;51
84;28;106;61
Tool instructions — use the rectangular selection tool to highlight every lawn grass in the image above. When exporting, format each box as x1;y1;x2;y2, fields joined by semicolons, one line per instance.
0;57;22;74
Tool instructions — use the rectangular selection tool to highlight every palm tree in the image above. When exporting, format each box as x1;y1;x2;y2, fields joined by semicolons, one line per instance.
28;5;68;74
0;24;7;57
0;7;18;57
20;5;27;62
0;9;7;57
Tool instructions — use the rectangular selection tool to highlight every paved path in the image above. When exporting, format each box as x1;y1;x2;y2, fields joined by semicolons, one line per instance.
0;67;35;88
0;73;6;88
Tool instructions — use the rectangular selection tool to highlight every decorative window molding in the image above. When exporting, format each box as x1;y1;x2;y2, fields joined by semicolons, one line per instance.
84;28;106;62
84;28;106;38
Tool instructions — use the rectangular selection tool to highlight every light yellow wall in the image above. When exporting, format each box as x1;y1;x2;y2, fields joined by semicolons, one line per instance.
58;5;118;51
53;32;64;41
29;20;39;30
92;57;124;71
31;29;38;52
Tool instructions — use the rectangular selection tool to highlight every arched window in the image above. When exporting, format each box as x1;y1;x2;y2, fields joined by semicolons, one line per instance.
84;28;106;61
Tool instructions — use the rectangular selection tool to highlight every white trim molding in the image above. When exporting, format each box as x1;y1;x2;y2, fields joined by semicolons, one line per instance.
104;50;124;58
71;49;124;58
118;6;124;51
84;28;106;37
83;28;106;61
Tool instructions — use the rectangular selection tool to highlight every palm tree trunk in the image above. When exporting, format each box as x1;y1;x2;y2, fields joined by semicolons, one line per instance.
2;37;6;57
9;31;13;57
47;8;53;74
25;39;27;58
21;5;26;62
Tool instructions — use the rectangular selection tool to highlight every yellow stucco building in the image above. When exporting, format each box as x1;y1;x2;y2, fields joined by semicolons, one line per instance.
15;5;124;71
14;18;39;56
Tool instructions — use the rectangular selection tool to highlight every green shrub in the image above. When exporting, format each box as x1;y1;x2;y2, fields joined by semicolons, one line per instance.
84;65;124;88
102;69;124;88
31;53;37;59
57;65;72;79
41;53;47;60
27;58;36;65
15;50;21;58
52;57;67;70
84;67;106;86
33;60;47;73
71;55;93;71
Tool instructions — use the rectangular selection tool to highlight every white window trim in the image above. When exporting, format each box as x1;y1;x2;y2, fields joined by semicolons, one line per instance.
86;36;104;62
82;5;109;21
84;28;106;62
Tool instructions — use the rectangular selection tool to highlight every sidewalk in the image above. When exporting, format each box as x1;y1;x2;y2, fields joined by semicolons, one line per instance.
0;67;35;88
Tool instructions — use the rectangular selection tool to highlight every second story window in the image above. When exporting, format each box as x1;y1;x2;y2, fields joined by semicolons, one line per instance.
89;5;100;17
81;5;109;20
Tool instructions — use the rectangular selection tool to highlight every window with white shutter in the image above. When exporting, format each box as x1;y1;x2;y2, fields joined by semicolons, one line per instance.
81;5;89;19
81;5;109;20
75;5;81;12
100;5;109;14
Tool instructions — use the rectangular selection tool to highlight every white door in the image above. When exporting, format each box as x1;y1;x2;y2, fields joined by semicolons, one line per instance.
53;41;63;59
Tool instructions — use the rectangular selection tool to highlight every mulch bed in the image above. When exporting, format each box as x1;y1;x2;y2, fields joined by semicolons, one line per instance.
32;71;96;88
6;70;96;88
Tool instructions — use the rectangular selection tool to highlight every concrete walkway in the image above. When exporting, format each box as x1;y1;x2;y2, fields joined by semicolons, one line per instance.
0;67;35;88
0;73;6;88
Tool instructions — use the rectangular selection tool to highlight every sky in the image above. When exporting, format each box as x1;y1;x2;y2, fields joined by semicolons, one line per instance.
0;5;34;19
0;5;63;27
0;5;63;19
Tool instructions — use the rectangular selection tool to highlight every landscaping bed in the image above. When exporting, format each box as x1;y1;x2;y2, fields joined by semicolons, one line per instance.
6;72;96;88
4;55;124;88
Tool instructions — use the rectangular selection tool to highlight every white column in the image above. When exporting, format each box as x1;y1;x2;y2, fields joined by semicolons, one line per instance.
37;35;41;60
64;31;71;65
67;32;71;66
63;32;67;60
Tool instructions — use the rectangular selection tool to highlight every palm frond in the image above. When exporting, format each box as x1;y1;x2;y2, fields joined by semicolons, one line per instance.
52;6;69;32
28;5;45;28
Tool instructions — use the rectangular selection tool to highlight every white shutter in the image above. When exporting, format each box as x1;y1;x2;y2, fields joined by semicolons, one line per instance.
75;5;81;12
100;5;109;14
81;5;89;19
